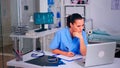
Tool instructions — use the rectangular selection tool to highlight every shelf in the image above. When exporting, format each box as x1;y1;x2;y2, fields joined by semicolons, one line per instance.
64;4;87;7
64;4;86;18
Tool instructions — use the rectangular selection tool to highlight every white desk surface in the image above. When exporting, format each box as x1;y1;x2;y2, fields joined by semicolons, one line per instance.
10;28;61;51
10;28;60;38
7;51;120;68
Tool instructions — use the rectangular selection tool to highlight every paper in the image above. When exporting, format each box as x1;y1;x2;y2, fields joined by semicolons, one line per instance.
56;55;83;61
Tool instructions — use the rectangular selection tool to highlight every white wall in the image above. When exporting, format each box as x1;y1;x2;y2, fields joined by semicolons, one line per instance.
21;0;36;29
10;0;37;29
89;0;120;35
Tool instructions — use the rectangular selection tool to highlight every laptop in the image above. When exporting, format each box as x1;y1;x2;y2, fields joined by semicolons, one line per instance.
75;42;116;67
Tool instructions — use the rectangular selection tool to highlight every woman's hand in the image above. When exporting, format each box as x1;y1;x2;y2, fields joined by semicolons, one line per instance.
52;49;75;57
66;52;75;57
73;32;86;56
73;32;83;39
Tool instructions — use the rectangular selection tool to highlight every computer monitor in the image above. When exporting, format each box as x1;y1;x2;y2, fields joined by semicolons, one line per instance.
34;12;54;32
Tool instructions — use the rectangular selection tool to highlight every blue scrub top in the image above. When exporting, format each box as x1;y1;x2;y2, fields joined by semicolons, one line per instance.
49;27;88;55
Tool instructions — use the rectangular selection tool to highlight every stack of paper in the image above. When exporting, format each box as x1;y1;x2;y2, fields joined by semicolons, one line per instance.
55;55;83;61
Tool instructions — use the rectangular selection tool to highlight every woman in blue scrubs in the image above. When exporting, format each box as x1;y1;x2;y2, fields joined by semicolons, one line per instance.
50;13;88;57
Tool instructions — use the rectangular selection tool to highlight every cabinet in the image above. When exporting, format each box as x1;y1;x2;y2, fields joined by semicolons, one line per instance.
64;4;86;26
61;0;88;27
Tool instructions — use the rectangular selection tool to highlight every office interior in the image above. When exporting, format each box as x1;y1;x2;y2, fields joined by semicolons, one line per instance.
0;0;120;68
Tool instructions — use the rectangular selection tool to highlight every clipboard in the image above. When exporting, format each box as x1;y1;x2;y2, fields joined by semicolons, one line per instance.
25;55;65;66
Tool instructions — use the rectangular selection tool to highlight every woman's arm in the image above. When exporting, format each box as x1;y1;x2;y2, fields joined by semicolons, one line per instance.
52;49;74;57
79;36;87;56
73;32;87;56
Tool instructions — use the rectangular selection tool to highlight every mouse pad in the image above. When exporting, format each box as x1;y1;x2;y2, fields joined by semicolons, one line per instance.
25;55;65;66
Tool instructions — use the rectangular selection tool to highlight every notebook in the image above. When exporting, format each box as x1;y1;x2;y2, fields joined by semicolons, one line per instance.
55;54;82;61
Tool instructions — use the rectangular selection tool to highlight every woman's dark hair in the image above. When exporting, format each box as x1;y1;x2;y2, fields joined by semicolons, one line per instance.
67;13;83;28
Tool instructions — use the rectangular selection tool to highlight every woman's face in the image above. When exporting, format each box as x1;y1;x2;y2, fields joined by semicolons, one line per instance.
70;19;84;33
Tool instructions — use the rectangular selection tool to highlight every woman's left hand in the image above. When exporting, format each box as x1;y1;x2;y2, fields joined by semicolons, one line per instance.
73;32;82;38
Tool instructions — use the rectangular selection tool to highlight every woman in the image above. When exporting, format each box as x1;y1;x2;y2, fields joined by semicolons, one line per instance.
50;13;88;57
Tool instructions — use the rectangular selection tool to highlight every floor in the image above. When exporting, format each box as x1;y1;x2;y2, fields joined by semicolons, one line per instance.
0;55;14;68
0;45;14;68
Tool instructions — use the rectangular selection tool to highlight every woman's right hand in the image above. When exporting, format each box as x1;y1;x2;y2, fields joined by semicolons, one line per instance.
66;52;75;57
52;49;75;57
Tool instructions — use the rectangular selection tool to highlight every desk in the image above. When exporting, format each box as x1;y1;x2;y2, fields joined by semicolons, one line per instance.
10;28;60;51
7;51;120;68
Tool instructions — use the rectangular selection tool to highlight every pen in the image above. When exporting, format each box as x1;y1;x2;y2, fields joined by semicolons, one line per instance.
52;54;59;57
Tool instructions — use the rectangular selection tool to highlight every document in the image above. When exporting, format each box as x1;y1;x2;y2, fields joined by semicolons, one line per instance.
55;54;83;61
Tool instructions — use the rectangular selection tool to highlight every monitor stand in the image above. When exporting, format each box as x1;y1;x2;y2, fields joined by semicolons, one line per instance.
35;29;47;32
35;24;47;32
